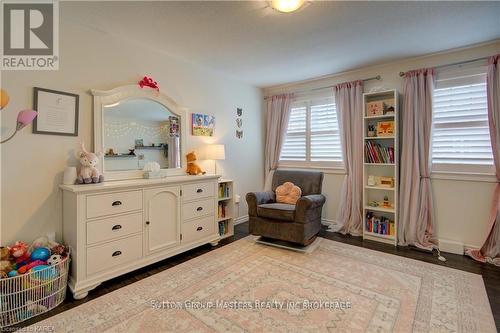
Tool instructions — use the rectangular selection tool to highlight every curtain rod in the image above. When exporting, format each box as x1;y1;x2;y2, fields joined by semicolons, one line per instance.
264;75;381;100
398;56;488;77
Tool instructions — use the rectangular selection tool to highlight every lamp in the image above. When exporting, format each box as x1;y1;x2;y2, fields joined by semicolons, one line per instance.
270;0;305;13
205;144;225;176
0;110;38;144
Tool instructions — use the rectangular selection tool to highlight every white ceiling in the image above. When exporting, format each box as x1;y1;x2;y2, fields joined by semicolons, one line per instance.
65;1;500;87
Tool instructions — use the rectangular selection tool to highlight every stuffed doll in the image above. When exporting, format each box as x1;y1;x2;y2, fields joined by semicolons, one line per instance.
10;241;29;265
186;151;205;175
0;246;12;278
76;143;104;184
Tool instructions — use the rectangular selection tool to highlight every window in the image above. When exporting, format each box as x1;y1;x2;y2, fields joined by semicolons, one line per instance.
431;65;494;174
280;96;343;168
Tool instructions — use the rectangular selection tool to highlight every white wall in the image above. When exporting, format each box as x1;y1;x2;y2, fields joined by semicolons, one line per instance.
263;40;500;250
0;5;264;245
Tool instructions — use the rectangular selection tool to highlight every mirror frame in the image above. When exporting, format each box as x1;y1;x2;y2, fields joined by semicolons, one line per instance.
91;85;187;181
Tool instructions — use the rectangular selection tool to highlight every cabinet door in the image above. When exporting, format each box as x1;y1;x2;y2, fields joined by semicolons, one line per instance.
144;186;180;254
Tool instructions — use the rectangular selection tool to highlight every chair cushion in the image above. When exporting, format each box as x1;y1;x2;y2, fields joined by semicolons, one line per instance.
276;182;302;205
257;203;296;222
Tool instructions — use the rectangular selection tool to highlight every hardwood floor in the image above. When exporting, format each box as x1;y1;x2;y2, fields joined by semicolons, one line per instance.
8;222;500;331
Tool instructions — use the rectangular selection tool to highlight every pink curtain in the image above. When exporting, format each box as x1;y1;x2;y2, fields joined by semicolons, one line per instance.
264;94;293;188
333;81;364;236
466;54;500;266
399;68;437;249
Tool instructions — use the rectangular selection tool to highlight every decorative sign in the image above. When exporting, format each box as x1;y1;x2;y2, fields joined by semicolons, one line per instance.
33;87;79;136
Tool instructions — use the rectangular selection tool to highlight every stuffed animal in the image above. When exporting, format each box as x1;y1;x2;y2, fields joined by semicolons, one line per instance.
47;254;63;266
76;142;104;184
276;182;302;205
10;241;29;265
186;151;205;175
0;246;12;278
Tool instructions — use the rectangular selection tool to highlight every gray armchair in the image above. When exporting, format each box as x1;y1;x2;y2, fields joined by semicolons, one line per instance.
246;170;326;246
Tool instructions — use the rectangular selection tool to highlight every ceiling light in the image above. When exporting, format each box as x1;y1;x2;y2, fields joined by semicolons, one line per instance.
270;0;305;13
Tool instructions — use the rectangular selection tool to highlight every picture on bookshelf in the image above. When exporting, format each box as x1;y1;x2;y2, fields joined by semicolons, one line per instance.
376;121;394;137
366;101;384;116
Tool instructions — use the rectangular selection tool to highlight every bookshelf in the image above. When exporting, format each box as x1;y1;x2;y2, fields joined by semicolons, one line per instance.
217;179;234;239
363;89;398;246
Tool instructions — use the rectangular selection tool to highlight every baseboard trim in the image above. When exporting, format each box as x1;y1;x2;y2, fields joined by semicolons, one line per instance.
235;215;249;225
438;238;480;255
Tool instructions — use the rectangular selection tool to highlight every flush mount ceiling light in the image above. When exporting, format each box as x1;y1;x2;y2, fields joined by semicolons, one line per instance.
270;0;306;13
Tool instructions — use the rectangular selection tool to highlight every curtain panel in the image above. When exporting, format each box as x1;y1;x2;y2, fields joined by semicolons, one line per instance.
332;80;364;236
399;68;437;249
264;94;293;189
466;54;500;266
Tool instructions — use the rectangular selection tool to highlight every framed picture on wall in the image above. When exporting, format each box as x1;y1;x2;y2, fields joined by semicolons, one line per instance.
191;113;215;136
33;87;79;136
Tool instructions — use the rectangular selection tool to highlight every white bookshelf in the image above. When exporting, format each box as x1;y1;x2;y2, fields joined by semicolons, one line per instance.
362;90;399;246
217;179;234;239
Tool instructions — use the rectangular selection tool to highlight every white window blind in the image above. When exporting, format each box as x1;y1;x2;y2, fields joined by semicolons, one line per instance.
432;67;494;172
280;105;307;161
310;101;342;162
280;96;343;168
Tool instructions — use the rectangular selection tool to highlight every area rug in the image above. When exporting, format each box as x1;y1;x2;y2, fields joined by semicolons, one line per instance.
28;237;495;332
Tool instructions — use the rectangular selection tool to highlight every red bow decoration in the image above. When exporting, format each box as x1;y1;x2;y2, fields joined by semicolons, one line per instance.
138;76;159;92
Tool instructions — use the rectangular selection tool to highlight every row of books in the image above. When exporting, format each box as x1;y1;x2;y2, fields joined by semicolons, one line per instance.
218;183;230;199
365;141;394;164
218;221;227;236
365;212;395;236
218;202;228;219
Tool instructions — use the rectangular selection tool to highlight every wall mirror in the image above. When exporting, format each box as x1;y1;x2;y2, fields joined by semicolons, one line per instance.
92;85;187;180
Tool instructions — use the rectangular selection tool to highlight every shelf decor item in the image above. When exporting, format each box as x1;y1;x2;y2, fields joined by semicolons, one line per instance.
376;121;394;137
366;101;384;116
363;89;399;246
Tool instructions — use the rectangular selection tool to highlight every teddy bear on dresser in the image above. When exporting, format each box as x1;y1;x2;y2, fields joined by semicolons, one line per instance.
76;143;104;184
186;151;205;175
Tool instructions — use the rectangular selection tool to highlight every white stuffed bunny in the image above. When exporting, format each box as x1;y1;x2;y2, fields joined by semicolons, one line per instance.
76;143;104;184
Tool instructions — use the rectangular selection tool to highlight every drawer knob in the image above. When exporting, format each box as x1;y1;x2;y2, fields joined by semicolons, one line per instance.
112;201;122;206
197;226;203;231
112;250;122;257
196;188;203;193
112;225;122;231
146;221;150;225
196;207;203;211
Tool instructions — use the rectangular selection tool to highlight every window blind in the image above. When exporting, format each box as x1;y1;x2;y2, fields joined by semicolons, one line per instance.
280;106;307;161
310;101;342;162
432;80;493;166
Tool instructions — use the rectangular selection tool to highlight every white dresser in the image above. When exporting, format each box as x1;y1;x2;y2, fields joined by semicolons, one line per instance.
60;175;221;299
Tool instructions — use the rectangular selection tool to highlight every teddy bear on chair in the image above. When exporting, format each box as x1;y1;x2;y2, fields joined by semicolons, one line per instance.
76;143;104;184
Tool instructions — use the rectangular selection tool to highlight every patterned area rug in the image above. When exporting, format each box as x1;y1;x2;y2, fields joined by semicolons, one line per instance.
30;237;495;332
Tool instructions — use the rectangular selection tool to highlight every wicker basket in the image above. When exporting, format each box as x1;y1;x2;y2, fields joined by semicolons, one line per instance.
0;255;70;327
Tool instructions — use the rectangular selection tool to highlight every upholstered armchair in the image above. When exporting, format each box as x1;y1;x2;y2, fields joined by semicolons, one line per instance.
246;170;326;246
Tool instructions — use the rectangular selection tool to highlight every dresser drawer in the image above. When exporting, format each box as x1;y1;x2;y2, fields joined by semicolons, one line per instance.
87;213;143;245
182;182;214;202
182;198;214;221
87;234;142;276
181;216;215;244
87;191;142;219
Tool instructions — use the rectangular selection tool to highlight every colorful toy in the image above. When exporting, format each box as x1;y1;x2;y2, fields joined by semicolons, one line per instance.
17;260;46;274
276;182;302;205
50;244;68;257
47;254;62;266
186;151;205;175
76;142;104;184
30;247;50;262
30;265;57;281
10;241;30;265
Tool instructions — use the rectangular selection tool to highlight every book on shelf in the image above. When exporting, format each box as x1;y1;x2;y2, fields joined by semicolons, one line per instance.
218;221;226;236
218;202;227;218
365;212;395;236
364;141;394;164
218;183;230;198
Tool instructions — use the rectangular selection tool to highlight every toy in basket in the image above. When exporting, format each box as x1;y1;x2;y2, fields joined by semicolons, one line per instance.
0;237;70;327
